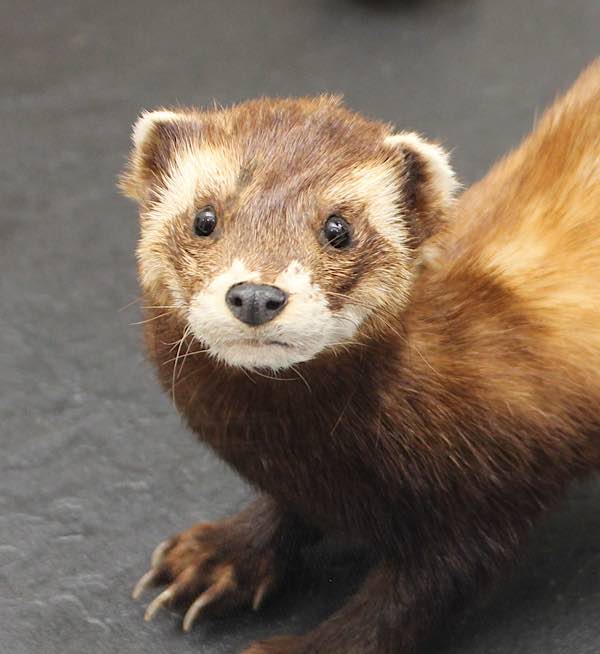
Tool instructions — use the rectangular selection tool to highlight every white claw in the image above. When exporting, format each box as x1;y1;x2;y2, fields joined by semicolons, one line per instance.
252;579;270;611
132;570;156;600
182;592;211;632
144;588;174;622
182;567;234;633
151;540;170;567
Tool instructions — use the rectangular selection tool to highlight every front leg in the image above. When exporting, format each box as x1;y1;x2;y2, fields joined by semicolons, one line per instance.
244;561;408;654
245;522;526;654
133;495;319;631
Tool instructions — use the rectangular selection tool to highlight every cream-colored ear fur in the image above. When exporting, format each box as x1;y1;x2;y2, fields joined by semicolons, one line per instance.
132;110;181;150
120;109;188;202
384;132;458;245
385;132;458;206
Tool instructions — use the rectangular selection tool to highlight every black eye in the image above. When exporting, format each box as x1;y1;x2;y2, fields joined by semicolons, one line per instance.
193;206;217;237
323;215;351;249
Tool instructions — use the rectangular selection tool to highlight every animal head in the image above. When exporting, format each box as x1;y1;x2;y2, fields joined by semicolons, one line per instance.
121;97;457;371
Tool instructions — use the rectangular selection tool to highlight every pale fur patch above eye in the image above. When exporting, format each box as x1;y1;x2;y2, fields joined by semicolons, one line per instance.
136;145;240;307
327;163;411;251
145;146;239;226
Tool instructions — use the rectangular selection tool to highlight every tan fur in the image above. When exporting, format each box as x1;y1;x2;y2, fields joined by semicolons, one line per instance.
422;59;600;413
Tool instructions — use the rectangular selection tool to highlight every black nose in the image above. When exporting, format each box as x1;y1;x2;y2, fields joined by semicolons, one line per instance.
225;283;288;326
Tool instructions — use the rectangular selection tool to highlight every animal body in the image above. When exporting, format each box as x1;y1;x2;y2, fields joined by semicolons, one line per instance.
122;60;600;653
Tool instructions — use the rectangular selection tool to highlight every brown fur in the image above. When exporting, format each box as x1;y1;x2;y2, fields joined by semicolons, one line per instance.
123;61;600;653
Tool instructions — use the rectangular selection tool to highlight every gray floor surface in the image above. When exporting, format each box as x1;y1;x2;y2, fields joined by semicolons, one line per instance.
1;1;599;653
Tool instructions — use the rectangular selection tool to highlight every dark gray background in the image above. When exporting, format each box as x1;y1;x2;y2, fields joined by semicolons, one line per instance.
1;1;599;653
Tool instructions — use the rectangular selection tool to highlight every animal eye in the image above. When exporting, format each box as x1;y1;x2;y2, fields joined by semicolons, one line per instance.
193;206;217;236
323;215;351;249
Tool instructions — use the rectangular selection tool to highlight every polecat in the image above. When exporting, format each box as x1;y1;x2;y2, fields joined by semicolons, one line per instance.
121;60;600;653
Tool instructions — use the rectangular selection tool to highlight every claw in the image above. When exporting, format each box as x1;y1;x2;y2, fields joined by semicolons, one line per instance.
132;569;157;600
182;590;212;632
182;566;234;633
144;588;174;622
151;539;171;567
252;578;271;611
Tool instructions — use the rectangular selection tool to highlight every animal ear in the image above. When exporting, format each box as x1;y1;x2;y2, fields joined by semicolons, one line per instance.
119;109;197;203
385;132;459;246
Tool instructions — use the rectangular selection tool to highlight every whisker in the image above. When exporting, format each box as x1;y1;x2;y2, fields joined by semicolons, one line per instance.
239;367;257;384
290;365;312;392
129;311;172;326
328;292;436;373
141;305;182;310
326;290;404;338
118;297;141;312
329;340;368;350
332;315;362;328
161;348;210;366
171;325;192;401
325;291;379;313
249;368;298;383
330;391;356;436
177;335;198;380
326;290;402;323
176;327;195;382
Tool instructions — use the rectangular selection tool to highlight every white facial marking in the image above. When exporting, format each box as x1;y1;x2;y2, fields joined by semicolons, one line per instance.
145;147;237;227
328;163;411;252
137;145;239;306
188;260;367;371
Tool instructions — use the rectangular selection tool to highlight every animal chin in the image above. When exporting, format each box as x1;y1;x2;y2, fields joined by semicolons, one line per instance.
207;338;317;371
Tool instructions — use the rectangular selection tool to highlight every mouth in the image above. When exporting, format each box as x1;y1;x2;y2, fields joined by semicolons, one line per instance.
228;338;294;349
207;336;306;371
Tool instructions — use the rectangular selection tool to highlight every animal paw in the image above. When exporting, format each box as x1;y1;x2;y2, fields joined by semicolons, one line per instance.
132;520;281;632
